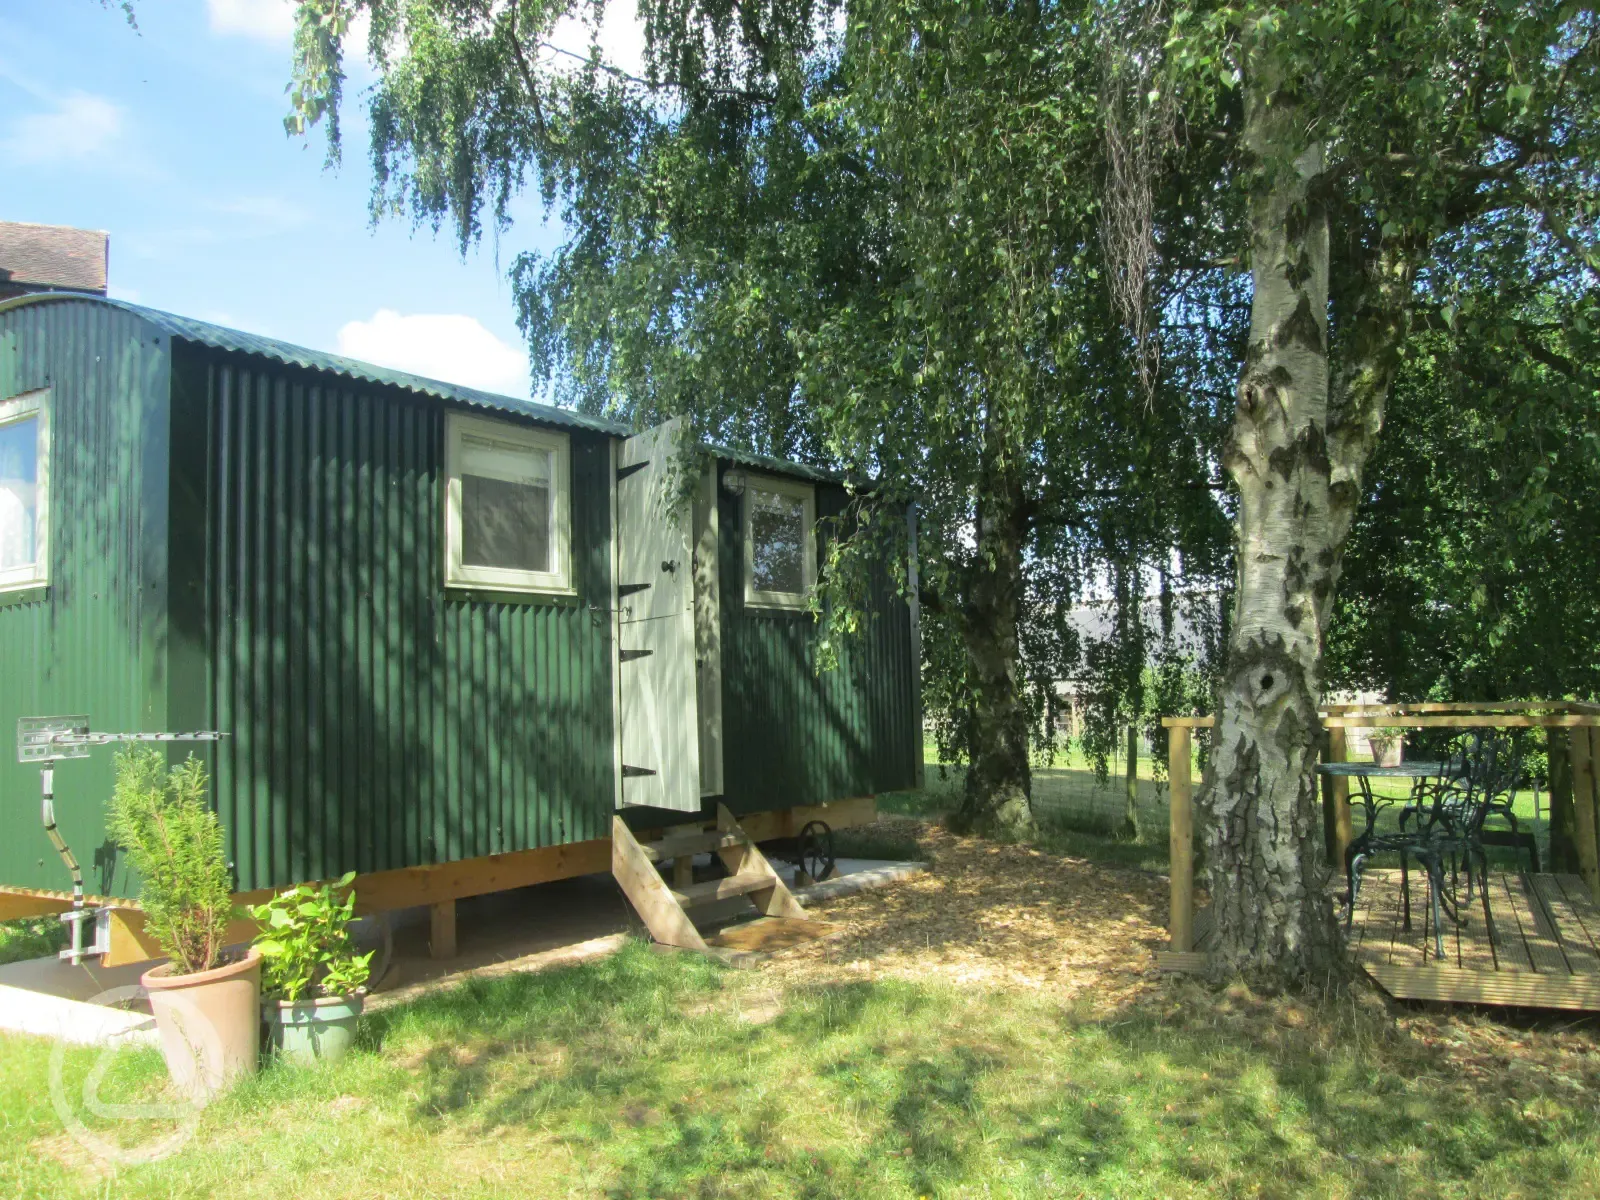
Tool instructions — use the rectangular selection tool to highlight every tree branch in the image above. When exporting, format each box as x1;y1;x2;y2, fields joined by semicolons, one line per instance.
506;1;549;142
538;41;778;105
1518;329;1600;390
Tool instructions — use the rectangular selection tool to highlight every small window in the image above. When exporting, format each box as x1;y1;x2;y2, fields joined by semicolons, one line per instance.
744;474;815;608
0;390;48;592
445;413;572;594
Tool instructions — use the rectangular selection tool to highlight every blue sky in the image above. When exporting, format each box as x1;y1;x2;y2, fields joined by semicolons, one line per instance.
0;1;638;399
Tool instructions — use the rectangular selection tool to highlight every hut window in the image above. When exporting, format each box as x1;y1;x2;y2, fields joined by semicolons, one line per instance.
744;475;815;608
0;389;48;592
445;413;572;594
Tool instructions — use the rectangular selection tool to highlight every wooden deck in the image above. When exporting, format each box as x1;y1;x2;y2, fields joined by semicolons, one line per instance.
1157;870;1600;1011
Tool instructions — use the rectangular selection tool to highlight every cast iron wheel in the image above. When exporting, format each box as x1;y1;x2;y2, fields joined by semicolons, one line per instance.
797;820;836;883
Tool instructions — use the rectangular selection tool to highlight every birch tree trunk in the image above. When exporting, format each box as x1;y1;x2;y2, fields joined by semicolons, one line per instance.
952;464;1035;838
1199;70;1344;980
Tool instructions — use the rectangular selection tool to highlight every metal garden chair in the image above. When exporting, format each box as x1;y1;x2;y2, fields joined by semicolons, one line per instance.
1346;731;1516;960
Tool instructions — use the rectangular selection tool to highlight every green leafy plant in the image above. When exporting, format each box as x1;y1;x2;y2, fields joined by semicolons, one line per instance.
107;748;235;975
248;872;373;1002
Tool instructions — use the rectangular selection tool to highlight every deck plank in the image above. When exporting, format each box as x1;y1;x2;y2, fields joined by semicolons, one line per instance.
1387;870;1444;968
1497;874;1570;977
1344;873;1370;958
1361;869;1408;969
1479;870;1533;972
1551;875;1600;962
1454;888;1504;973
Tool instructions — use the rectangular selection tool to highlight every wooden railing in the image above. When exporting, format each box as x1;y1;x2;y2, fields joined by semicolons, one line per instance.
1161;701;1600;953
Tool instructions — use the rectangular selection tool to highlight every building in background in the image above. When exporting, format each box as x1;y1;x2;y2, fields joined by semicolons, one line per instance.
0;222;108;301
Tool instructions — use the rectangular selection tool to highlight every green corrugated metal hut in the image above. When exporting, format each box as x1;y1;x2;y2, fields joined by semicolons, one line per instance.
0;292;919;907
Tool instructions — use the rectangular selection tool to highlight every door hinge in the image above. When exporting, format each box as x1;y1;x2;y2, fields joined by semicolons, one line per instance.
622;764;658;778
618;582;651;598
619;648;654;662
617;460;650;482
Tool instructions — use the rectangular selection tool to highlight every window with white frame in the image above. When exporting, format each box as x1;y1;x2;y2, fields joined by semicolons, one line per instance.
744;475;815;608
445;413;572;594
0;390;49;592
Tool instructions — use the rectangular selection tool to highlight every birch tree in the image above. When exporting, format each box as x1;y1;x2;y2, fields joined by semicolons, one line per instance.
1131;0;1600;978
284;0;1229;837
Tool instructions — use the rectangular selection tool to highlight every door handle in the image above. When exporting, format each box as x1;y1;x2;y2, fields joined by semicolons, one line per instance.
661;559;679;574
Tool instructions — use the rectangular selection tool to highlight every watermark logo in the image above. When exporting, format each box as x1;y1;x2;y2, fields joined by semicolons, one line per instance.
47;984;210;1166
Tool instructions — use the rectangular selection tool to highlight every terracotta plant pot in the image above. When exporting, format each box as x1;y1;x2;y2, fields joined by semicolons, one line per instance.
1369;736;1404;767
263;992;365;1065
142;948;262;1103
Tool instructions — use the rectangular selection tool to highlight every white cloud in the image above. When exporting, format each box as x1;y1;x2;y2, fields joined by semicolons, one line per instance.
337;310;529;397
206;0;297;41
3;91;124;165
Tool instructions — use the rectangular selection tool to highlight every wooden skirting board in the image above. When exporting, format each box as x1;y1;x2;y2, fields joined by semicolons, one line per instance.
1362;962;1600;1009
1;796;877;968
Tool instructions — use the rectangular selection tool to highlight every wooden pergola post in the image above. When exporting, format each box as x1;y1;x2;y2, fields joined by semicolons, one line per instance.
1168;724;1194;954
1327;725;1351;866
1573;728;1600;900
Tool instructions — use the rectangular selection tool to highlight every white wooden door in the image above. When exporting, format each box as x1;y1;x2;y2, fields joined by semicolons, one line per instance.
616;418;702;811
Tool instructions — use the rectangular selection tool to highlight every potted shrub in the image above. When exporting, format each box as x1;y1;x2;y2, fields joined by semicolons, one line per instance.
1368;727;1406;767
249;872;373;1065
109;748;259;1103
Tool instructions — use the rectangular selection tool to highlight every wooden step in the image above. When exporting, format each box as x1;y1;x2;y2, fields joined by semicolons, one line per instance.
638;830;746;863
671;870;777;908
611;806;808;954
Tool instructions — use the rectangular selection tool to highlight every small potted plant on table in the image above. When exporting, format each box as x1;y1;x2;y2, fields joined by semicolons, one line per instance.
109;748;260;1103
1368;726;1406;767
250;872;373;1065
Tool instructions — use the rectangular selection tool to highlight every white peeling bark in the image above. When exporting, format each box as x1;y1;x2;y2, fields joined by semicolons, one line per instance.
1199;70;1344;981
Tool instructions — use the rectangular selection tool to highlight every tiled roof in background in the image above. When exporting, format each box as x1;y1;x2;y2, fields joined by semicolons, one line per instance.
0;222;108;293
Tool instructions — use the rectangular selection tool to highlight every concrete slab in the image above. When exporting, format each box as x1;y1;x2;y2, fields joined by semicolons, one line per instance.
0;951;154;1003
0;983;156;1046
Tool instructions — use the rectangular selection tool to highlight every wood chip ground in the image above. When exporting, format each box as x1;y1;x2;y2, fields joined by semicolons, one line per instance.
762;817;1169;1011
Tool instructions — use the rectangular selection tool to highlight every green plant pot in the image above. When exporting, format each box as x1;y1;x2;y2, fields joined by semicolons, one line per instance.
264;992;364;1065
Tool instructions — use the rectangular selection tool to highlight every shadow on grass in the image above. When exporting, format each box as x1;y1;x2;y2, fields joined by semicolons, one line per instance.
331;939;1600;1199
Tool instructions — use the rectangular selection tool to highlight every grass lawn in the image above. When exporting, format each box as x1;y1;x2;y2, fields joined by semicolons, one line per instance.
887;757;1175;873
5;817;1598;1199
902;747;1558;878
6;940;1599;1200
0;917;65;967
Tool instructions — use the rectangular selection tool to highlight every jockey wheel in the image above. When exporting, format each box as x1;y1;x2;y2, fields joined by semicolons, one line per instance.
796;820;837;885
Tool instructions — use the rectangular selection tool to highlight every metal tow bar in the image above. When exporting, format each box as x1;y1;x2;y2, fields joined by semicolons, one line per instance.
17;717;226;965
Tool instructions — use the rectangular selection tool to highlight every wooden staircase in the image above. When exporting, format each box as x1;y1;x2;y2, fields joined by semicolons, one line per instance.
612;804;811;953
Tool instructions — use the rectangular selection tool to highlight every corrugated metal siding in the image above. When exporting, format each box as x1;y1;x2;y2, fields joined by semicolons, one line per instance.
0;300;169;896
718;477;920;813
0;293;917;900
175;346;616;892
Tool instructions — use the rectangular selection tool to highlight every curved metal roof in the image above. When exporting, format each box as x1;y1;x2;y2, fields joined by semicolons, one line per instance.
0;291;862;484
0;290;630;436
